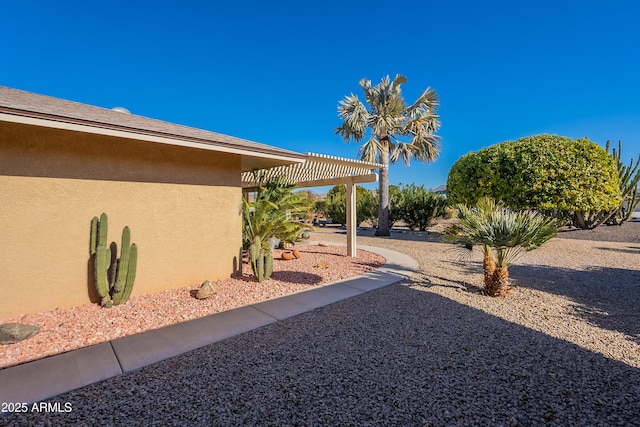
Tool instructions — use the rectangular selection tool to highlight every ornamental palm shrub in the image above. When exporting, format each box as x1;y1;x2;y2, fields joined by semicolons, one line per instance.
447;134;622;229
447;197;502;289
242;179;312;252
450;197;559;296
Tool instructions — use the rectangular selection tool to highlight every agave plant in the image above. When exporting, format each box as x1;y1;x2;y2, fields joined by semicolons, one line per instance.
449;197;559;296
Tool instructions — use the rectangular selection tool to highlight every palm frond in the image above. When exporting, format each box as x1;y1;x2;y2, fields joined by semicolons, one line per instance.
406;86;439;116
390;142;416;166
453;197;558;267
358;137;383;163
242;179;313;250
336;94;369;142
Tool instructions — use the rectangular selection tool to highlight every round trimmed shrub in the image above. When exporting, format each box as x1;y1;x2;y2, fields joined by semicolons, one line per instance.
447;134;621;218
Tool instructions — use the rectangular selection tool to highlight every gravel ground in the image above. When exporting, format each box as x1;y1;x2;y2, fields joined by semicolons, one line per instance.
2;223;640;426
556;220;640;243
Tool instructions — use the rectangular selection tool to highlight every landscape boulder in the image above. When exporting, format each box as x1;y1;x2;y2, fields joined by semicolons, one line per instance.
0;323;40;344
195;280;216;300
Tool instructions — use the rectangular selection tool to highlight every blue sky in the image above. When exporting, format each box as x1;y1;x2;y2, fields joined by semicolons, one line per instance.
3;1;639;191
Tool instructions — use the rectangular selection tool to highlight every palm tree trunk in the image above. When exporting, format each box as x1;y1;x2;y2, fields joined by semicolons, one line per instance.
482;247;496;290
487;265;510;296
375;142;391;236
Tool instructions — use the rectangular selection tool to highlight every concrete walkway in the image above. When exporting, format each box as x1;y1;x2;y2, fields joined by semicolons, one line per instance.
0;244;417;405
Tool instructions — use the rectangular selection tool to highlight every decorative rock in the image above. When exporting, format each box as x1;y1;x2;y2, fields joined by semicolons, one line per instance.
281;251;294;261
0;323;40;344
314;261;330;269
293;249;302;259
195;280;216;300
301;231;311;239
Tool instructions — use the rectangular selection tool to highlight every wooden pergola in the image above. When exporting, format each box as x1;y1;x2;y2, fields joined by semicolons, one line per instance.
241;153;385;257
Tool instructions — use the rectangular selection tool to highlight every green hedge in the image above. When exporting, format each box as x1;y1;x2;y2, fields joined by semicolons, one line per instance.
447;134;621;214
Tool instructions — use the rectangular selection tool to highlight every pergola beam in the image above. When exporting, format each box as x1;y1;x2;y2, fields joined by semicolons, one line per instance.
294;173;378;189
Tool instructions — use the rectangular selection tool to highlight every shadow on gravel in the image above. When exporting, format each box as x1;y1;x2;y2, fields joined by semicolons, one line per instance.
328;226;445;243
5;284;639;426
268;270;324;284
595;245;640;254
510;263;640;344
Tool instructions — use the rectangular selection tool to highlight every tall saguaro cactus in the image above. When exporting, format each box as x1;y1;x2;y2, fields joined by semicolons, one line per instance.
606;140;640;224
90;213;138;307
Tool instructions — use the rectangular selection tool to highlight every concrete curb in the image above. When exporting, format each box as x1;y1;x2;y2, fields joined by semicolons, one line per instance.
0;244;417;405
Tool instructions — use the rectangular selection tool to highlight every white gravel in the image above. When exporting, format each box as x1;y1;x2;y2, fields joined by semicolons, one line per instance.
2;225;640;426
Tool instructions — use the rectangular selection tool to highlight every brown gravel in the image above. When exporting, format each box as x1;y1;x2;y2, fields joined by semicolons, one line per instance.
0;244;384;369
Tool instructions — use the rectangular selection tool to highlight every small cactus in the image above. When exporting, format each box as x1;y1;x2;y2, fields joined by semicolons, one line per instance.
249;236;273;282
90;214;138;307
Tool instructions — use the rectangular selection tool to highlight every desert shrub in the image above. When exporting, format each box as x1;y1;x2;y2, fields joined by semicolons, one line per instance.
447;134;622;229
394;183;447;231
388;185;402;227
326;185;376;226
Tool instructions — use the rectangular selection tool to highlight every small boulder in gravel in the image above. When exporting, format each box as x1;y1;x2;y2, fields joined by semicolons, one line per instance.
195;280;216;300
0;323;40;344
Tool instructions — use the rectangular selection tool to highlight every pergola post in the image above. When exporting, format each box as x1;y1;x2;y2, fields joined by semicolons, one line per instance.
346;179;357;257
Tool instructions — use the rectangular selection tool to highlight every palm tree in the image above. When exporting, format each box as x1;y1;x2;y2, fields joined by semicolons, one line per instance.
336;74;441;236
452;197;502;289
451;197;559;296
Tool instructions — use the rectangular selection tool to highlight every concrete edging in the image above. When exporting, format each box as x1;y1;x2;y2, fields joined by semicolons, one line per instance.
0;244;417;405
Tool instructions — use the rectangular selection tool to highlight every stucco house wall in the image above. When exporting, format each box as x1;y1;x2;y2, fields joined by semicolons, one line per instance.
0;120;245;319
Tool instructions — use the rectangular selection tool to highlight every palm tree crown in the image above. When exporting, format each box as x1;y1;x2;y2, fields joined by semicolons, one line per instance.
336;74;441;236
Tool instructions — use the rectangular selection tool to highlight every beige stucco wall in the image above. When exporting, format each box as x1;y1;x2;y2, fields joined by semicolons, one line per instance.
0;121;242;320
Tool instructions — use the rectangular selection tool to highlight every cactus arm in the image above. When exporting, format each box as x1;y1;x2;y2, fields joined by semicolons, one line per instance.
113;227;131;293
250;236;260;276
95;245;113;307
265;253;273;280
98;213;108;247
90;217;98;257
113;244;137;305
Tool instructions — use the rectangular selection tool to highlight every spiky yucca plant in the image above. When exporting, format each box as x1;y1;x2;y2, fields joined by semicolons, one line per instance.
450;197;559;296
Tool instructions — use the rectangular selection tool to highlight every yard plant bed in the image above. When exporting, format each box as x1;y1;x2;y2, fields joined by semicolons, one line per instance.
0;244;384;369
